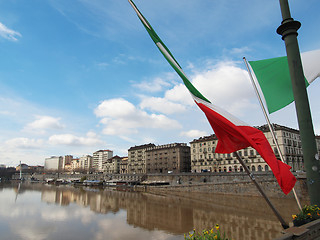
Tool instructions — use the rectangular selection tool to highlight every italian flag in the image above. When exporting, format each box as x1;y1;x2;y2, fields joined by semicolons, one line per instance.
129;0;296;194
248;49;320;113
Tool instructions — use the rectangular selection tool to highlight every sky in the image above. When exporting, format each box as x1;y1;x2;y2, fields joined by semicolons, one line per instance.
0;0;319;167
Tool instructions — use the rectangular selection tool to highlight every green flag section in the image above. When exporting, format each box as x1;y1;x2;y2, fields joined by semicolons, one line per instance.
128;0;297;194
248;49;320;114
127;0;210;104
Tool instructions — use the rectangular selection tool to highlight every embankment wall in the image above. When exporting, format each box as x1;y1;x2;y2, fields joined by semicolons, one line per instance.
22;171;309;200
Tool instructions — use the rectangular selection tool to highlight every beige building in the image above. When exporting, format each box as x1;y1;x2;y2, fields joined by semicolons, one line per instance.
128;144;155;174
146;143;191;173
93;150;113;172
190;123;320;173
62;155;73;170
71;158;80;171
128;143;191;174
120;157;129;174
79;155;93;171
103;155;122;174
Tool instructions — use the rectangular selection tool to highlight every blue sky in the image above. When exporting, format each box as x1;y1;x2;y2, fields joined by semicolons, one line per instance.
0;0;319;167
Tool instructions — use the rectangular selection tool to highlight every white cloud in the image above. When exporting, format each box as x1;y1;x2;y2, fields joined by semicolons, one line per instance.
139;97;186;114
180;130;208;139
25;116;65;133
163;61;256;117
0;22;22;41
94;98;181;136
191;62;256;116
5;138;44;149
227;47;251;55
133;76;172;92
164;83;194;105
48;132;103;146
94;98;136;118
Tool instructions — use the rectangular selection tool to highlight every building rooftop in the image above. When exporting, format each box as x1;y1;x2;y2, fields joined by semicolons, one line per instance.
190;134;218;143
128;143;156;151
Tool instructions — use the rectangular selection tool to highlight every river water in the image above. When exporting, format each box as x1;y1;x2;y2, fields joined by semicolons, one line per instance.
0;183;305;240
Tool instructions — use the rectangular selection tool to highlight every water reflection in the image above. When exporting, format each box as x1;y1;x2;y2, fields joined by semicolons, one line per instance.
0;183;304;240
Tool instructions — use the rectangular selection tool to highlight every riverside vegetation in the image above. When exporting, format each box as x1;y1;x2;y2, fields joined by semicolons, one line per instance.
292;205;320;226
184;224;230;240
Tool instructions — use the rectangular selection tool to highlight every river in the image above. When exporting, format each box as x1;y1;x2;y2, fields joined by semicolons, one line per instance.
0;183;305;240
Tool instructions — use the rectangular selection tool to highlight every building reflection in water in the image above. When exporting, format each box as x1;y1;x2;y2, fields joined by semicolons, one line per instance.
39;185;301;240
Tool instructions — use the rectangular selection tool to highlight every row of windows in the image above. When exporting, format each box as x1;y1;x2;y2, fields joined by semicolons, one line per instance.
285;147;303;155
192;141;216;148
283;131;300;140
192;150;259;159
194;165;269;172
193;158;262;165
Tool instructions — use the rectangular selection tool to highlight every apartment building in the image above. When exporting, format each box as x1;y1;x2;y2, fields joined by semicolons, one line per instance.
93;150;113;172
103;155;122;174
259;124;320;171
61;155;73;170
128;144;156;174
71;158;80;171
190;123;320;173
119;157;129;174
146;143;191;173
44;156;63;171
128;143;191;174
79;155;93;171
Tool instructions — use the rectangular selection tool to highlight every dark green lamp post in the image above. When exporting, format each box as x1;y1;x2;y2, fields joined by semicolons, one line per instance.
277;0;320;205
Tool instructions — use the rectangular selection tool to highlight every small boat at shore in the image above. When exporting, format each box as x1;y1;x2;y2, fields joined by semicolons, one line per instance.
82;180;103;186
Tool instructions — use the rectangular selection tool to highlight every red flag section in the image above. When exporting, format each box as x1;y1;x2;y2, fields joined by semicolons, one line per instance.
196;101;297;195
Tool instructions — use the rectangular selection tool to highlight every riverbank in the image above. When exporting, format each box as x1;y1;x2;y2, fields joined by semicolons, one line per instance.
13;171;309;200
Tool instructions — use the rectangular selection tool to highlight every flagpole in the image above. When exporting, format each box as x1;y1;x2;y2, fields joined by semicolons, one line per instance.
277;0;320;205
234;151;289;229
243;57;302;210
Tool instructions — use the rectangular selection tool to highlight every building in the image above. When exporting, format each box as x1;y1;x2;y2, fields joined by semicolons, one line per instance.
103;155;122;174
128;144;156;174
61;155;73;170
119;157;129;174
44;156;63;171
146;143;191;173
259;124;320;171
190;123;320;173
79;155;93;171
128;143;191;174
93;150;113;172
71;158;80;171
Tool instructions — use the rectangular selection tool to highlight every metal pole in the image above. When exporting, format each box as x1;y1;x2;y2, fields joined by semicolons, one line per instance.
19;161;22;180
277;0;320;205
234;152;289;229
243;57;302;210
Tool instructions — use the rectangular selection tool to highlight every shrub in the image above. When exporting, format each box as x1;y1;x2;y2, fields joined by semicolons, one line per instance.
292;205;320;226
184;224;230;240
